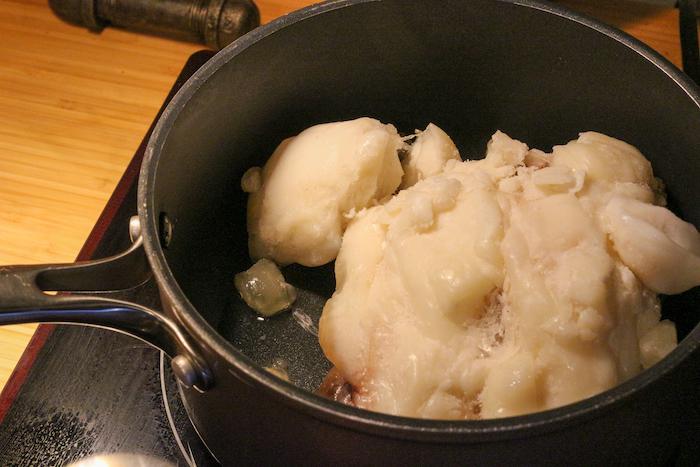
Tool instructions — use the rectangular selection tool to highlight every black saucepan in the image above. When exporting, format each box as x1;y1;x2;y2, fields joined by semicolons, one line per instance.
2;0;700;465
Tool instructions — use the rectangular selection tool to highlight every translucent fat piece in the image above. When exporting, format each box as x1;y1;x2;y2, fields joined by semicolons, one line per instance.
247;117;404;267
484;130;529;168
550;131;658;216
400;123;461;189
495;193;619;416
319;172;506;418
604;195;700;294
234;259;296;317
639;320;678;369
318;206;388;381
386;184;505;333
550;131;654;187
480;352;539;418
308;128;689;420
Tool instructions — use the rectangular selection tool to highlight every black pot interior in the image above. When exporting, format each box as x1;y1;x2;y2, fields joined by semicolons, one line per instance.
148;0;700;393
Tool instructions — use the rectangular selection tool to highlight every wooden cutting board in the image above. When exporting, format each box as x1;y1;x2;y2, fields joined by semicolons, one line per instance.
0;0;693;394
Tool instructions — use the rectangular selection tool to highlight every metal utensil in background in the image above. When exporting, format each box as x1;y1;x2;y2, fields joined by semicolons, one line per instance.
48;0;260;50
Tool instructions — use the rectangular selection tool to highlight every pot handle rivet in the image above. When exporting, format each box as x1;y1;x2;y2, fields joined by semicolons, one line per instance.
159;212;173;248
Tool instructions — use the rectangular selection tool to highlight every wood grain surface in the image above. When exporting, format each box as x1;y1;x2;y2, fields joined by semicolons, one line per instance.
0;0;694;394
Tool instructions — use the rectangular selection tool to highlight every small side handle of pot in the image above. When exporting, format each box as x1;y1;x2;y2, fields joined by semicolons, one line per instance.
0;217;214;392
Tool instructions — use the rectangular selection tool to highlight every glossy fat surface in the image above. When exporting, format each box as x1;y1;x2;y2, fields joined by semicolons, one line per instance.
245;117;404;267
244;119;698;420
318;129;695;419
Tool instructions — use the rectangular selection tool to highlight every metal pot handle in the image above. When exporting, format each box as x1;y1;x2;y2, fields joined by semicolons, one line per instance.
0;216;214;391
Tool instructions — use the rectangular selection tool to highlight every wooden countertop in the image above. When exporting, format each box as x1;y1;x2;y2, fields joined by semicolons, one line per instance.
0;0;694;394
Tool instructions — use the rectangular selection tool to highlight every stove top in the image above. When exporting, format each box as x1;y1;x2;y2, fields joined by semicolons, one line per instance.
2;47;700;467
0;50;220;467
